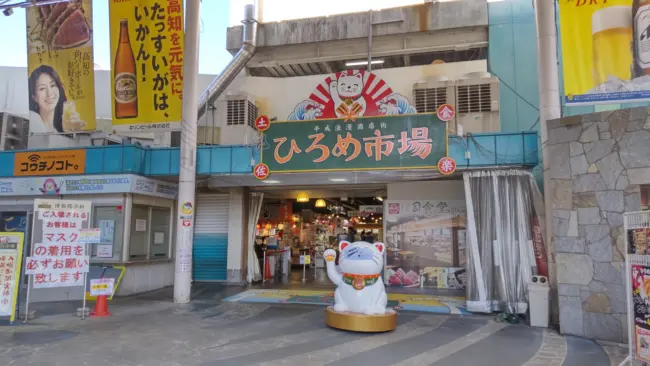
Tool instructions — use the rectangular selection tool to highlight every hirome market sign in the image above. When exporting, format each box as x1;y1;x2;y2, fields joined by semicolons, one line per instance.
259;113;447;174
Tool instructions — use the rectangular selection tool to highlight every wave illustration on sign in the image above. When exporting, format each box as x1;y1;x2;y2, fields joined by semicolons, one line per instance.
288;70;417;120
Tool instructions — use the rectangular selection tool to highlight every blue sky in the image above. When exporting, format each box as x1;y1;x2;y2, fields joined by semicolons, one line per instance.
0;0;232;75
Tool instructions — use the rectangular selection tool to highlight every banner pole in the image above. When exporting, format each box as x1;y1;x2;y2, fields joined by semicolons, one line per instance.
23;211;38;324
81;243;88;320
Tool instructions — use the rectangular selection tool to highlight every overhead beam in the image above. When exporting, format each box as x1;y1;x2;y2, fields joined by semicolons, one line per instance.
246;27;488;68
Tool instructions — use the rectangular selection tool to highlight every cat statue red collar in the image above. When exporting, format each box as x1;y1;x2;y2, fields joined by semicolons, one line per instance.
323;240;388;315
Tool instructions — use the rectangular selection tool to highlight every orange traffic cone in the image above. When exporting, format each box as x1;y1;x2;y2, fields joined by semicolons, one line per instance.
264;257;272;280
91;295;111;317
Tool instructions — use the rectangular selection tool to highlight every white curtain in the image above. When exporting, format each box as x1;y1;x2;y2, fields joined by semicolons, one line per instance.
463;169;546;314
246;192;264;283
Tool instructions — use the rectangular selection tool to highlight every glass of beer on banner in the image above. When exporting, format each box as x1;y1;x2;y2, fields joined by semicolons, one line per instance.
592;6;633;87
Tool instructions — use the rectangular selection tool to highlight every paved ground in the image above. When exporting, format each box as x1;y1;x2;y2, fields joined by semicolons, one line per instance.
0;284;626;366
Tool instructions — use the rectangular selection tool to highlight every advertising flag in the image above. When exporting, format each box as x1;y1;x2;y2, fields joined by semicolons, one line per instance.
559;0;650;105
25;0;96;133
109;0;185;133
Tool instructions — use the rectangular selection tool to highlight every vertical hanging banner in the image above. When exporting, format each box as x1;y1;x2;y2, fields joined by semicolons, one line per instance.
558;0;649;105
25;199;91;288
109;0;184;133
0;233;25;323
25;0;96;133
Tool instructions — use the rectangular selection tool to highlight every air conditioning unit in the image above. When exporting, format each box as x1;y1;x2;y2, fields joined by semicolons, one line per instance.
455;72;500;134
213;93;259;145
413;76;457;133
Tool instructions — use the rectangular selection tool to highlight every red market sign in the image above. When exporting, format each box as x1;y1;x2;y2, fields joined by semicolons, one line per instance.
437;157;456;175
253;163;270;180
437;104;455;122
255;115;271;132
182;219;191;227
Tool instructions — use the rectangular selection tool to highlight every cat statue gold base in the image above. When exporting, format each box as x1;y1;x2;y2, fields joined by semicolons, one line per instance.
323;241;396;332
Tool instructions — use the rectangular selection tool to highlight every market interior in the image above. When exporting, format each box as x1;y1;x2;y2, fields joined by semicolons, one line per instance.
252;184;466;297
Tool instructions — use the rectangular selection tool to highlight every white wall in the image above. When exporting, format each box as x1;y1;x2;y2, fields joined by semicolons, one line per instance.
387;180;465;201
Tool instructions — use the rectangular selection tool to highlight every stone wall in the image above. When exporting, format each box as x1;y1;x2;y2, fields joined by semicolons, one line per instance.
547;107;649;343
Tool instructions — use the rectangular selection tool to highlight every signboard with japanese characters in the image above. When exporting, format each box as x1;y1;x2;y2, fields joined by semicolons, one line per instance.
260;114;447;174
0;174;178;199
109;0;184;133
26;199;91;288
14;150;85;176
0;233;25;322
90;278;115;297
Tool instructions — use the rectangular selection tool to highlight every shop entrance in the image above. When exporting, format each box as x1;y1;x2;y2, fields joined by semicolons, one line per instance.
254;185;386;290
251;183;466;299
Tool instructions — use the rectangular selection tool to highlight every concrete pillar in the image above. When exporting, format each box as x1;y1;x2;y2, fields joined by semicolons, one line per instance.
534;0;561;321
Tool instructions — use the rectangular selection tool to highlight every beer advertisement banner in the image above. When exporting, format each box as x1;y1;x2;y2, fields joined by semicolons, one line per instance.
260;114;448;174
559;0;650;105
26;0;96;133
109;0;184;133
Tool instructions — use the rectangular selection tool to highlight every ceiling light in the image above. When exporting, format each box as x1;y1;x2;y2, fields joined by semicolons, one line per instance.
315;199;327;208
329;178;347;182
345;59;384;67
376;196;383;201
262;180;281;184
296;193;309;202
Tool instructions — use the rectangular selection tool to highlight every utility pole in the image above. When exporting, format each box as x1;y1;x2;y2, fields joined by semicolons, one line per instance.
173;0;201;304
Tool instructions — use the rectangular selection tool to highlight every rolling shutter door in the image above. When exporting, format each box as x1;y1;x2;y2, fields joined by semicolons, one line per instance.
193;194;229;281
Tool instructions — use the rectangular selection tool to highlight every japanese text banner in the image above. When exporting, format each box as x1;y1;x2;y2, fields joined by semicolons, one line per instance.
26;0;97;133
558;0;649;105
109;0;184;133
261;114;448;173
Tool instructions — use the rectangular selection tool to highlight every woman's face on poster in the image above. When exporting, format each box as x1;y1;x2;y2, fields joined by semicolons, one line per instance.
33;73;59;113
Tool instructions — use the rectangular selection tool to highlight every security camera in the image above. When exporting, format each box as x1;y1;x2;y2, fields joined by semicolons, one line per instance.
2;8;13;17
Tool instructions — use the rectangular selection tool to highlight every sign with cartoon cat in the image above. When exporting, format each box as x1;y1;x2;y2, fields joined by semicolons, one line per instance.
288;70;417;120
323;241;388;315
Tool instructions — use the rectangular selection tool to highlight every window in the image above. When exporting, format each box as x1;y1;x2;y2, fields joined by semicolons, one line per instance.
129;204;173;260
91;206;124;261
129;205;149;260
149;207;171;258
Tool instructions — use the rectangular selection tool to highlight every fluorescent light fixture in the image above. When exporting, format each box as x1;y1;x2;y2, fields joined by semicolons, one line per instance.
345;59;384;67
262;180;281;184
329;178;348;182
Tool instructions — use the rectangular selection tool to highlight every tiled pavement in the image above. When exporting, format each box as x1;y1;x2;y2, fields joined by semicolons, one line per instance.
0;284;624;366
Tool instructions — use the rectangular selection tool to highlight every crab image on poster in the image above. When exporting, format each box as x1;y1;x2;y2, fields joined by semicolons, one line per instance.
323;241;396;332
288;70;417;120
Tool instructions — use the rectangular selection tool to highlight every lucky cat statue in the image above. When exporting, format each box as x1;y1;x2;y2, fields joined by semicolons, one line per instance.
323;241;388;315
329;72;367;118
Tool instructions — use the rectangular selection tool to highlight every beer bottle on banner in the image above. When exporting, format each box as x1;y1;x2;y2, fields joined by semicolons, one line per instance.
114;19;138;119
634;0;650;77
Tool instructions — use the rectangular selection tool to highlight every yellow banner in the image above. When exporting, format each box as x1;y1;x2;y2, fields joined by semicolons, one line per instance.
109;0;184;133
558;0;647;105
26;0;96;133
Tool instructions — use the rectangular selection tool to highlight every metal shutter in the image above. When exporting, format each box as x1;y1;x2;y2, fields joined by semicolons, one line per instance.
193;194;229;281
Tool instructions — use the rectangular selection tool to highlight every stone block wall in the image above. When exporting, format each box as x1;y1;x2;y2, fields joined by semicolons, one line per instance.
547;107;649;343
